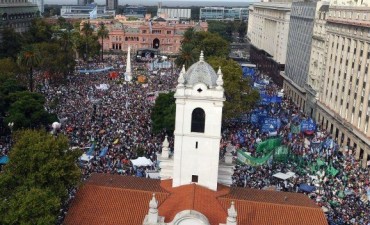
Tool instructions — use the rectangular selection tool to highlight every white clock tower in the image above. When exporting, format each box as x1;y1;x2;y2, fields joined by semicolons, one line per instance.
172;51;225;191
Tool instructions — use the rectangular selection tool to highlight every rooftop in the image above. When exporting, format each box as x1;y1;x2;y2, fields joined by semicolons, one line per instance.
64;173;328;225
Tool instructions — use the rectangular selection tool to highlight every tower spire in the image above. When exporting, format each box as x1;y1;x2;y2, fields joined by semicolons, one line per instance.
216;66;224;90
161;135;170;158
226;201;237;225
124;46;132;82
148;193;158;223
199;50;204;62
177;65;185;87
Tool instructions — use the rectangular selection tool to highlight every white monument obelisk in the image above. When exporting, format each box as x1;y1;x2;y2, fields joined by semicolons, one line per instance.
124;46;132;82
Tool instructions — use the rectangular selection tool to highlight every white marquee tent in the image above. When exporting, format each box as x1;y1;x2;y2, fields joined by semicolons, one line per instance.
131;157;153;167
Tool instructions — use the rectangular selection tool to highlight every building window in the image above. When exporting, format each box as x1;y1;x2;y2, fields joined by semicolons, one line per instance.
191;108;205;133
192;175;198;183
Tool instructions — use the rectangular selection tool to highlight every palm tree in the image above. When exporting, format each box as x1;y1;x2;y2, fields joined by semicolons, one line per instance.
97;22;109;62
181;28;194;44
59;29;73;53
17;45;41;92
81;21;93;61
176;43;197;69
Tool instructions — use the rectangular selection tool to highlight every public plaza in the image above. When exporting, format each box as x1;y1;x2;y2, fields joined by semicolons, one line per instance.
8;50;364;224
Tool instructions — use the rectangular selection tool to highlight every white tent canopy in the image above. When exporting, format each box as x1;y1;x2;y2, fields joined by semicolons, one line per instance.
273;172;296;180
95;84;110;90
131;157;153;167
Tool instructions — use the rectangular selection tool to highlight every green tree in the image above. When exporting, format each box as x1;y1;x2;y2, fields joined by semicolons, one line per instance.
0;58;20;76
196;31;228;56
207;57;260;120
81;21;94;61
207;21;232;42
238;21;247;39
4;91;56;130
176;30;229;67
17;45;41;92
181;28;195;45
0;80;25;116
0;75;26;133
175;43;197;69
151;92;176;134
24;18;53;44
35;42;75;83
97;22;109;62
0;27;24;59
1;187;60;225
0;130;81;225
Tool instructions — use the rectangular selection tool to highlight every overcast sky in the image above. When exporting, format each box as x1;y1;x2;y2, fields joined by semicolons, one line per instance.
44;0;253;6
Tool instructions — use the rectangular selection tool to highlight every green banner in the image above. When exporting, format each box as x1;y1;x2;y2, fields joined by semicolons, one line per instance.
237;150;274;166
274;146;289;162
256;138;282;154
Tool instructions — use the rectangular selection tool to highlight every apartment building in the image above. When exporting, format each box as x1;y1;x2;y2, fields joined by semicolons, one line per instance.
247;2;291;85
316;1;370;166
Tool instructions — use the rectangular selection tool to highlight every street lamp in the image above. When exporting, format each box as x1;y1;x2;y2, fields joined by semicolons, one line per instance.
52;122;61;135
8;122;14;133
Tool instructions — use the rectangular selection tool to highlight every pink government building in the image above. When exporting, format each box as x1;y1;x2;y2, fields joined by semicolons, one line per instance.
84;15;208;55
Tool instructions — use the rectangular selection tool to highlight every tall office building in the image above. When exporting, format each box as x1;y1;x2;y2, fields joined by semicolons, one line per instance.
28;0;43;14
281;1;318;111
106;0;117;11
199;7;249;21
247;2;291;85
316;0;370;166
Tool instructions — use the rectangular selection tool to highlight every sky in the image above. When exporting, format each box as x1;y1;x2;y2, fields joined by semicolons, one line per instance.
44;0;253;6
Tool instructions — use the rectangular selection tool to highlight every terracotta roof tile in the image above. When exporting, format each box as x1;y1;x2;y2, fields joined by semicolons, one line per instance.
224;187;319;208
218;199;328;225
64;174;328;225
85;173;167;192
218;187;328;225
64;174;170;225
158;180;228;224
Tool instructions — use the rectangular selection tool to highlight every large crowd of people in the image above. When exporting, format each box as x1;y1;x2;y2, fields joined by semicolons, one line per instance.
1;53;369;225
222;72;369;225
43;56;177;179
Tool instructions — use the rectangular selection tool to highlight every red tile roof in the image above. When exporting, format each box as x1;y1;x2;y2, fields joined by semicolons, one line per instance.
64;174;328;225
63;174;170;225
158;180;229;224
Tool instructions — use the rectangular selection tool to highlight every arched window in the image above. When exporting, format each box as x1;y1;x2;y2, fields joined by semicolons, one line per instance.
191;108;205;133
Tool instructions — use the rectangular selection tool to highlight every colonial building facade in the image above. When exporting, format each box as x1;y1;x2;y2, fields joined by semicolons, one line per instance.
316;1;370;166
85;17;208;55
247;2;291;86
0;0;39;38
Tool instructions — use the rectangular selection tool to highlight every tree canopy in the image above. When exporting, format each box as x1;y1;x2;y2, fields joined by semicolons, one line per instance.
151;92;176;134
0;72;56;134
207;57;260;120
175;29;229;67
0;130;81;225
5;91;57;130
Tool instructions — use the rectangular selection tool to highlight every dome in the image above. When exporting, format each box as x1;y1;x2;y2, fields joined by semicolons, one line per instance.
183;51;218;87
